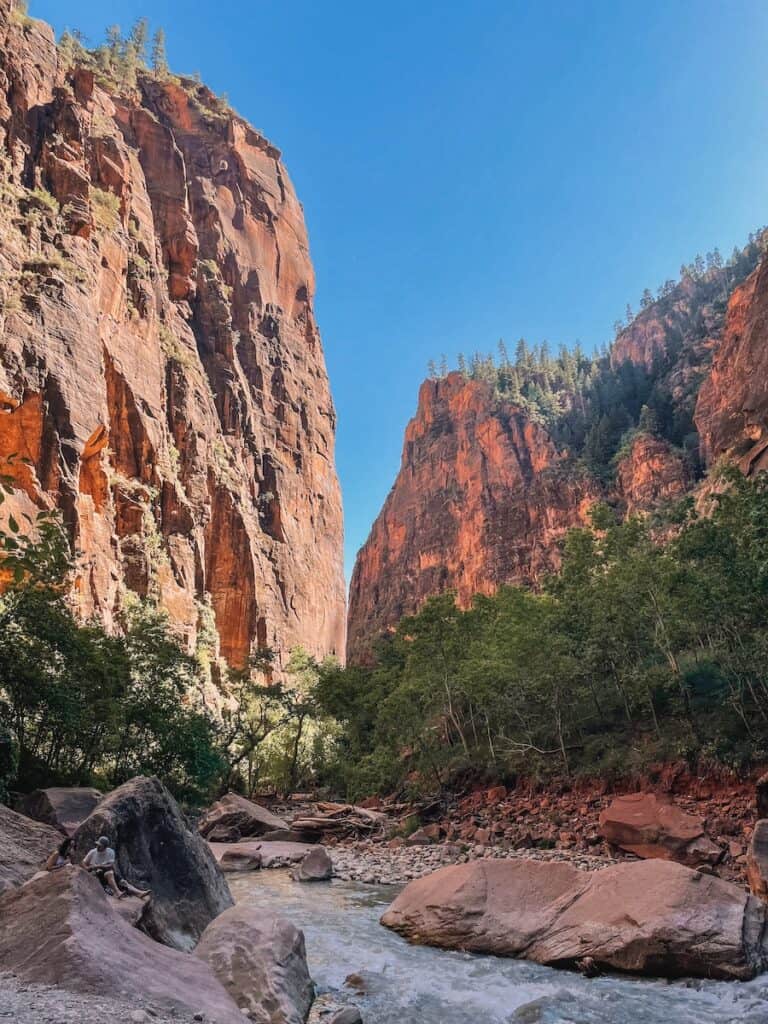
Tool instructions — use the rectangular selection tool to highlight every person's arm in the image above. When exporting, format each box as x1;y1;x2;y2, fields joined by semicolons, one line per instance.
44;850;59;871
83;850;94;869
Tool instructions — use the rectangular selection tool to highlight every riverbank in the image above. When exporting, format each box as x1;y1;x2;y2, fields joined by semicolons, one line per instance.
329;838;614;885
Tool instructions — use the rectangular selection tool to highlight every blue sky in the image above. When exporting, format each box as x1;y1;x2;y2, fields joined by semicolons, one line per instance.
33;0;768;584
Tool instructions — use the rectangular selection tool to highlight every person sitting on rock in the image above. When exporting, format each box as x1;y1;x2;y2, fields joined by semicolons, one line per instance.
83;835;151;899
44;837;72;871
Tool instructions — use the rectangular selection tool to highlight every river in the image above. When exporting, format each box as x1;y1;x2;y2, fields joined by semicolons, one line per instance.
229;871;768;1024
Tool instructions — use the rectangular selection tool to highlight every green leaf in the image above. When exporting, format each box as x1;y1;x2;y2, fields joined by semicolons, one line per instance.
8;516;19;534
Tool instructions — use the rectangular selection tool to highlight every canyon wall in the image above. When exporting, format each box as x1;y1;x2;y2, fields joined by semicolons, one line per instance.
0;1;345;675
348;245;768;661
347;373;599;659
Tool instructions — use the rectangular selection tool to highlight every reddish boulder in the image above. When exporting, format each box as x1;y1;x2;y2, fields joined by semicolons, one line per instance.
381;857;768;980
19;787;103;836
598;792;721;865
747;819;768;901
0;867;245;1022
0;803;61;893
198;792;289;839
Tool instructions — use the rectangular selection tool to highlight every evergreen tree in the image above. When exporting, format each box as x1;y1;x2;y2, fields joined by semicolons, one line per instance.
640;288;653;309
130;17;149;66
427;359;437;379
151;27;168;77
106;24;122;67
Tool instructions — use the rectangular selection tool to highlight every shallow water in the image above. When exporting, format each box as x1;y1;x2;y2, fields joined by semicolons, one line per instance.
229;871;768;1024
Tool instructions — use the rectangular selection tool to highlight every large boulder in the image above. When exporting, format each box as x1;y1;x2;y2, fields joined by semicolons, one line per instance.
0;867;246;1023
19;786;103;836
0;803;61;893
381;857;768;980
196;903;314;1024
747;819;768;900
198;792;289;839
73;776;233;950
292;845;332;882
598;792;721;865
210;839;316;870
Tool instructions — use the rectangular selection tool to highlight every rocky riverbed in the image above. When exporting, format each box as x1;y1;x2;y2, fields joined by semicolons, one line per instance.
329;838;615;885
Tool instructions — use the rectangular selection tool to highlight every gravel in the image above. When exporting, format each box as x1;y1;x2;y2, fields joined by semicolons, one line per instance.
0;973;214;1024
329;839;615;885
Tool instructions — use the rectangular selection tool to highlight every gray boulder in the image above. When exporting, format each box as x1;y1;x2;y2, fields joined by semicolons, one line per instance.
73;775;232;950
331;1009;363;1024
198;792;288;839
292;845;332;882
196;903;314;1023
0;802;61;893
19;786;103;836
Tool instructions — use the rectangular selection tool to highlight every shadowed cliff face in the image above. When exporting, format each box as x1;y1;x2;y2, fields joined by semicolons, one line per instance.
347;373;599;661
0;2;345;673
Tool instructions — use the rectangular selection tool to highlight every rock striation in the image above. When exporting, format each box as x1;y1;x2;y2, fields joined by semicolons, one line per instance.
0;0;345;673
0;801;61;892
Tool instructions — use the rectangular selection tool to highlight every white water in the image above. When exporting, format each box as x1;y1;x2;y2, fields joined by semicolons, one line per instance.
229;871;768;1024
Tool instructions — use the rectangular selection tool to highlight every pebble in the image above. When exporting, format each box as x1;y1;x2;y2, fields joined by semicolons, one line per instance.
329;839;614;885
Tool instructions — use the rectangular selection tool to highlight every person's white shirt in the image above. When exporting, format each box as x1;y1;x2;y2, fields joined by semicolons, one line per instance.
84;846;116;868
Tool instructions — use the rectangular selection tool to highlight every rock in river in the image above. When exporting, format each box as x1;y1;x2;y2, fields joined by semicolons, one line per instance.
292;845;333;882
196;902;314;1024
73;775;232;950
381;857;768;980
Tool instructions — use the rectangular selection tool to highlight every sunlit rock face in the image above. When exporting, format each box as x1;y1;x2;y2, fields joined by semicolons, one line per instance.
347;372;598;661
348;250;768;662
0;0;345;673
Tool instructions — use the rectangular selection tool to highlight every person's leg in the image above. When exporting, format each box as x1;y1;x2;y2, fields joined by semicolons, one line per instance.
120;879;152;898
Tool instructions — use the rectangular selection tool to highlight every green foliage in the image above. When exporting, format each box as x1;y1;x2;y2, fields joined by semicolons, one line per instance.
90;188;120;232
317;471;768;798
436;232;765;481
0;486;224;803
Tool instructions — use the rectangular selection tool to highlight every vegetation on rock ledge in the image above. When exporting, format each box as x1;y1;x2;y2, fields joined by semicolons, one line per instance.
317;470;768;799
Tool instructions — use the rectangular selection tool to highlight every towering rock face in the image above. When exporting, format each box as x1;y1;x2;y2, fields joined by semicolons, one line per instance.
347;373;597;660
695;262;768;474
348;241;768;661
0;2;345;672
615;435;689;516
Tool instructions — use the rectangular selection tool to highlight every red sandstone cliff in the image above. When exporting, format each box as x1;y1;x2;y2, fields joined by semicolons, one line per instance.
348;244;768;661
695;261;768;474
0;2;345;674
615;435;689;515
347;373;598;659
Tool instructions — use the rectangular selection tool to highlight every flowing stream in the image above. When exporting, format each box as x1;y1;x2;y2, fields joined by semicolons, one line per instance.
229;871;768;1024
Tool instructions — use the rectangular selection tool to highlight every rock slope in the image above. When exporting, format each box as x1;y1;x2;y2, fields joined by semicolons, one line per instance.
0;1;345;673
